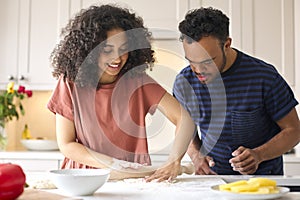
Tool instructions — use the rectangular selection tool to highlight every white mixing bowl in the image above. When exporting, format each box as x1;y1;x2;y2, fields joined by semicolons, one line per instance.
50;168;110;196
21;139;59;151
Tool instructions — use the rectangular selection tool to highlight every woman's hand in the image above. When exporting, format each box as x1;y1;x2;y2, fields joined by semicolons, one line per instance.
145;160;182;182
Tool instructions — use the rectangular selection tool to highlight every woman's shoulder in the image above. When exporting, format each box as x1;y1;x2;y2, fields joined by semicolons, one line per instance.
54;74;76;92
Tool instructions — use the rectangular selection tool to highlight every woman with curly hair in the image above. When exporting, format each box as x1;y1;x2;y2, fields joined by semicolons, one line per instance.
47;4;195;180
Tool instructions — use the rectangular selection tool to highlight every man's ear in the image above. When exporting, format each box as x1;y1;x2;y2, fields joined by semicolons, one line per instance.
224;37;232;49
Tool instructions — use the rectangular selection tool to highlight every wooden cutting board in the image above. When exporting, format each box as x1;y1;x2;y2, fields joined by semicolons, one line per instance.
17;189;73;200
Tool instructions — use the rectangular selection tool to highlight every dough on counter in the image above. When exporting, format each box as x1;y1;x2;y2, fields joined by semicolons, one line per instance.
29;179;57;189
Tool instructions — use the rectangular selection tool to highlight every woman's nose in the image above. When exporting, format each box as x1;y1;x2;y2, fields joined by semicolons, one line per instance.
109;51;122;64
112;55;121;63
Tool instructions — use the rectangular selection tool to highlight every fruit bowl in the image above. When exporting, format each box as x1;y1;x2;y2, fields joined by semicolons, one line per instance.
21;139;59;151
49;169;110;196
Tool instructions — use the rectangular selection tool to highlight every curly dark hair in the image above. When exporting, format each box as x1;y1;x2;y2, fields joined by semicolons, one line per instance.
50;4;155;88
178;7;229;45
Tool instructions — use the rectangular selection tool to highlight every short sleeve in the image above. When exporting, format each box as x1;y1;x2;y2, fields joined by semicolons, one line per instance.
173;74;194;113
142;75;166;115
264;73;298;121
173;74;186;106
47;76;74;121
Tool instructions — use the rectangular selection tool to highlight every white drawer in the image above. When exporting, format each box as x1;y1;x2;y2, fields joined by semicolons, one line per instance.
0;159;61;172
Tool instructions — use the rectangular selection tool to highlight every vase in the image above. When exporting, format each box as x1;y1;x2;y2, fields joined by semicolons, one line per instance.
0;125;7;151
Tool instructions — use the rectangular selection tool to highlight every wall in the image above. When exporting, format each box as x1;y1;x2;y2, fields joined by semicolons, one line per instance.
5;0;300;153
6;91;56;150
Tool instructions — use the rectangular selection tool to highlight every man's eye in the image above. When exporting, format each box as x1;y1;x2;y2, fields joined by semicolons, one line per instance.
203;60;214;65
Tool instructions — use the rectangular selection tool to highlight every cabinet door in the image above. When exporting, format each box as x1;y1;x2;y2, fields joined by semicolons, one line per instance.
0;0;19;88
192;0;295;88
0;0;68;90
251;0;294;87
284;163;300;176
71;0;188;32
19;0;63;90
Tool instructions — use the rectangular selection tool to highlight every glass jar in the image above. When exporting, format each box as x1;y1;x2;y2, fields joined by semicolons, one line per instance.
0;124;7;151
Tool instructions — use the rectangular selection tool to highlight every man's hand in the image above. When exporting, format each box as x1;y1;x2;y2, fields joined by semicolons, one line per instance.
229;146;261;174
145;160;181;182
186;129;217;175
192;155;217;175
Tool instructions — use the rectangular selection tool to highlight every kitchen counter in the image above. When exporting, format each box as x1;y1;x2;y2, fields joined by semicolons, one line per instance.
2;151;300;175
10;151;298;200
3;150;300;163
21;173;300;200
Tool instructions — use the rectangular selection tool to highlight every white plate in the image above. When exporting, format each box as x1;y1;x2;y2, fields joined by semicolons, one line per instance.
21;139;59;151
210;185;290;200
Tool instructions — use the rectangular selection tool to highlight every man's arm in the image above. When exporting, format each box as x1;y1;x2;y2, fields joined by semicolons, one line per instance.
187;129;217;175
230;108;300;174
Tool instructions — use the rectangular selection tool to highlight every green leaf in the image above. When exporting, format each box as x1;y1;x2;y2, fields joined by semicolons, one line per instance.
20;104;25;115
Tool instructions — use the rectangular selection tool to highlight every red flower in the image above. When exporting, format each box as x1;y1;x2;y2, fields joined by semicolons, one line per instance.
25;90;33;97
17;85;32;97
17;85;26;93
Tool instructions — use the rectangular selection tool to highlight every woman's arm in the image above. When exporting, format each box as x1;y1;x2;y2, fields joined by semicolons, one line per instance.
56;114;194;180
56;114;155;179
56;114;111;168
146;92;196;181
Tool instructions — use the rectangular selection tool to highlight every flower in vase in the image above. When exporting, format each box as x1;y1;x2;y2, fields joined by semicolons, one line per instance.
0;82;33;149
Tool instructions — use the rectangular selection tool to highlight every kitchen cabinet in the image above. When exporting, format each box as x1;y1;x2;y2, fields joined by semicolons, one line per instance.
0;0;19;89
283;154;300;176
0;0;191;91
152;153;300;176
1;151;300;176
70;0;189;35
0;0;299;95
0;151;64;172
0;0;68;90
189;0;296;91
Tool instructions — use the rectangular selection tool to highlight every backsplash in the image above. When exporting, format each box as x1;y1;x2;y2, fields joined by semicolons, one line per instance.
6;91;56;150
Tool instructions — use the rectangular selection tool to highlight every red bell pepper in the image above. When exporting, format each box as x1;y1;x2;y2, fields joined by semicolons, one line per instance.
0;163;26;200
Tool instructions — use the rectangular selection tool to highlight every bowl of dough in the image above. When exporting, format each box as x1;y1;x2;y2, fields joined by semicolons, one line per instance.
21;138;59;151
49;168;110;196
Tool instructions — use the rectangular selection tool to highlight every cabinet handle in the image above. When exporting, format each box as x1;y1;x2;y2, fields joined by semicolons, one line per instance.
8;75;15;81
19;75;26;81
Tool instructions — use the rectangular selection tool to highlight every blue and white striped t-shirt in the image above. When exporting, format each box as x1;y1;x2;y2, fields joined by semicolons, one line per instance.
173;49;298;175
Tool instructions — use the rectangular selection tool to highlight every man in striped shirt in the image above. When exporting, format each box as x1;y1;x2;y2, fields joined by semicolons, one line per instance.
173;7;300;175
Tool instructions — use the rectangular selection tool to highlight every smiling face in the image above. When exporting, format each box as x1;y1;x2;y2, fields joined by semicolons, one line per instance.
98;28;129;84
183;36;231;84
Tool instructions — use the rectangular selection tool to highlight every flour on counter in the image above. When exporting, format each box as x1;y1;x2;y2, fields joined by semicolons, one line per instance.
113;176;225;192
114;178;174;190
29;179;57;189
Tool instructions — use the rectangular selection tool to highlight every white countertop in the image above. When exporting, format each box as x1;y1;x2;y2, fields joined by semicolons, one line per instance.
24;172;300;200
